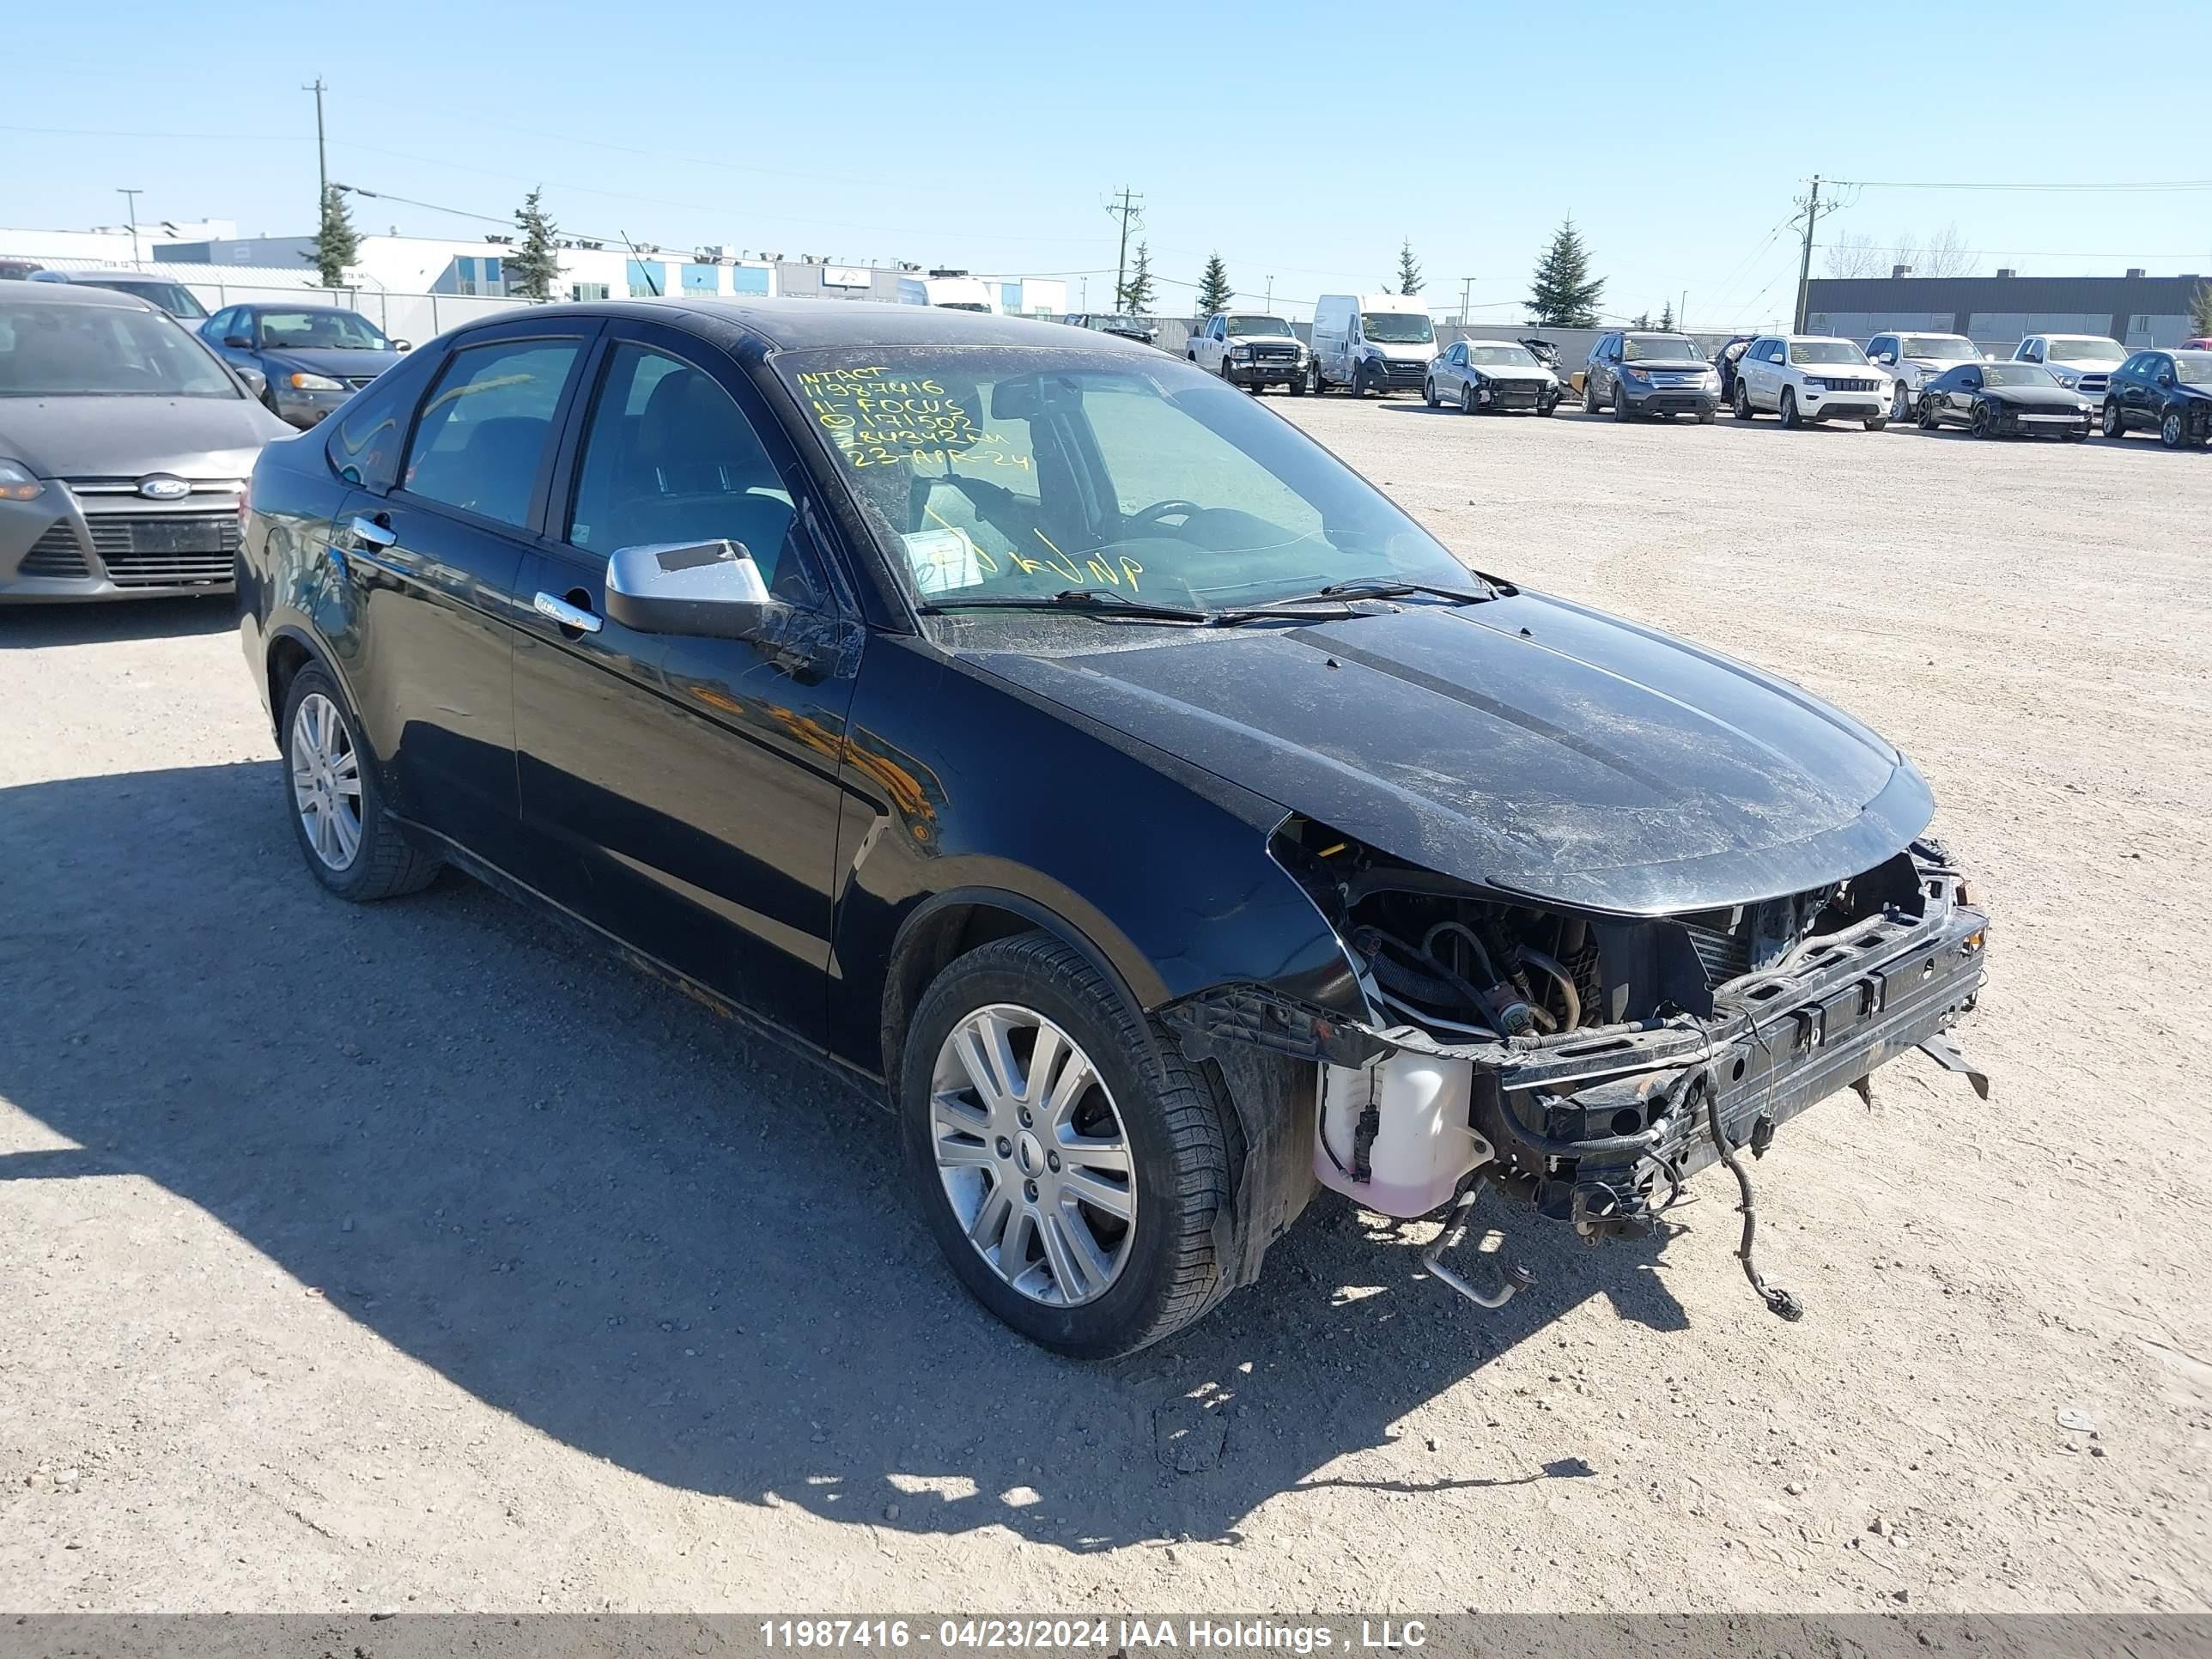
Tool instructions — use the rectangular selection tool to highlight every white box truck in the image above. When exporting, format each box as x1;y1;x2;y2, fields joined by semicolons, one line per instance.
1309;293;1437;398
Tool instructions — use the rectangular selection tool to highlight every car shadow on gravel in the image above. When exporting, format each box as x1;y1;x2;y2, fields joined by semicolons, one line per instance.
0;761;1693;1556
0;595;234;648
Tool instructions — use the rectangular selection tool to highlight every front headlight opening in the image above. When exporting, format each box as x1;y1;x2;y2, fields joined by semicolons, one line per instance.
0;458;46;501
288;371;343;391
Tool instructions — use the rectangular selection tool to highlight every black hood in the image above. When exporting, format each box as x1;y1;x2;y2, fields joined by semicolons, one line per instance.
1984;386;2093;410
258;346;404;380
967;592;1932;915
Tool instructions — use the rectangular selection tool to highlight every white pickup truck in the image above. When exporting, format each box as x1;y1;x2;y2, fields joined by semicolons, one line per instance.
1187;313;1309;394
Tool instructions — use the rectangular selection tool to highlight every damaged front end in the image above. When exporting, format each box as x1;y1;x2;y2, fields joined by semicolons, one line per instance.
1165;819;1989;1321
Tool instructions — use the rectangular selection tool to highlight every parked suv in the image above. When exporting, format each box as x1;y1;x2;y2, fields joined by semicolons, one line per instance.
2011;334;2126;399
1582;331;1720;422
234;298;1987;1356
1730;335;1892;429
1188;313;1308;393
1865;331;1981;423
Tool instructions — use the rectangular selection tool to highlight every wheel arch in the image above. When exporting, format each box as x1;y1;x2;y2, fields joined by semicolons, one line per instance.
878;883;1167;1103
264;623;352;744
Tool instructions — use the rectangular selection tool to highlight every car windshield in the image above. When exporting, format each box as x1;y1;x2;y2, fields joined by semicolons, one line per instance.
255;309;392;350
86;280;209;319
1900;335;1974;359
0;300;239;398
1360;312;1435;343
2177;356;2212;385
1621;334;1701;362
1225;316;1295;337
1978;364;2057;387
1789;340;1869;365
1468;343;1539;366
2045;337;2124;363
1096;316;1146;332
781;349;1480;614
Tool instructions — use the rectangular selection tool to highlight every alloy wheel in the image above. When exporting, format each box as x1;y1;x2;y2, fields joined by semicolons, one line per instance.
1892;381;1911;422
2163;411;2186;448
2103;400;2124;438
930;1004;1135;1308
290;691;362;871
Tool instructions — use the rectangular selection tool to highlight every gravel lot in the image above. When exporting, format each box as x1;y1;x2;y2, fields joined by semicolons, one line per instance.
3;403;2208;1615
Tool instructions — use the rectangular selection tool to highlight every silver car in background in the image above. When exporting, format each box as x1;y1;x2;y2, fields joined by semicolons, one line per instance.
0;282;288;602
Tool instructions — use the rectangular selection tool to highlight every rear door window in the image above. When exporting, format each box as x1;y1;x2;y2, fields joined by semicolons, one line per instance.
401;339;581;528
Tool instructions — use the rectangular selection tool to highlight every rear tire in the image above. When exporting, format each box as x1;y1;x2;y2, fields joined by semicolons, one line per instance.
901;932;1238;1358
278;665;441;902
1583;376;1601;415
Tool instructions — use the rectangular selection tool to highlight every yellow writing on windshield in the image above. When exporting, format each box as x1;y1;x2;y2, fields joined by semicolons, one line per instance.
798;367;1033;473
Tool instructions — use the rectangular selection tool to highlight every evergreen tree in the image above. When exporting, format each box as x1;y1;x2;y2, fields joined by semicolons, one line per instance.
1527;217;1606;327
302;184;361;289
1657;299;1674;331
2193;281;2212;338
1196;252;1232;317
1117;241;1156;313
1632;311;1651;330
508;187;562;301
1395;238;1424;296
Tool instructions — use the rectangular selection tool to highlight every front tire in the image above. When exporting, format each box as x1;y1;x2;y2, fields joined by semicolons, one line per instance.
1306;362;1326;396
279;665;441;902
901;933;1237;1358
1892;380;1912;422
2161;410;2190;449
1612;386;1632;422
1779;387;1802;428
2102;398;2126;439
1424;377;1438;408
1864;415;1888;432
1972;403;1996;440
1461;383;1478;414
1285;369;1306;397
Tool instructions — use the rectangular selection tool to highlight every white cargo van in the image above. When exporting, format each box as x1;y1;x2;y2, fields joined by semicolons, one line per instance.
1308;293;1437;397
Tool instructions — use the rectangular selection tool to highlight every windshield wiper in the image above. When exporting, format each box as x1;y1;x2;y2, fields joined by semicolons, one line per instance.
1289;576;1498;605
917;588;1217;624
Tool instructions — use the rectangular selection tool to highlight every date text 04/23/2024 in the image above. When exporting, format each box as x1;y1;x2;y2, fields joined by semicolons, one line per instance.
758;1620;1430;1652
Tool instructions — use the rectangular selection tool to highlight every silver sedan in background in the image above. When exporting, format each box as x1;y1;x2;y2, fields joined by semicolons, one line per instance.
1;281;289;602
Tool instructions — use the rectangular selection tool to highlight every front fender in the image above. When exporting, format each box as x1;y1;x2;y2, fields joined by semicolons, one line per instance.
823;636;1365;1078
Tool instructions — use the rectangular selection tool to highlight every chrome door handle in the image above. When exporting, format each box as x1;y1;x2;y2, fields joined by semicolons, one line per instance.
533;591;603;634
349;514;396;549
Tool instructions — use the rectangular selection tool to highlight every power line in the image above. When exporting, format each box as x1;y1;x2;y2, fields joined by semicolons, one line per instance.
1833;176;2212;192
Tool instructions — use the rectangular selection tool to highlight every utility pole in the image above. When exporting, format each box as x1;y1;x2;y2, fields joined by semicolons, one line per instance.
1104;186;1142;309
304;78;329;210
116;188;143;270
1459;275;1474;325
1793;174;1822;333
1265;275;1273;309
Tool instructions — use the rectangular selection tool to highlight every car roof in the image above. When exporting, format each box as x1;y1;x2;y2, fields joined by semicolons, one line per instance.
0;277;157;311
476;296;1158;356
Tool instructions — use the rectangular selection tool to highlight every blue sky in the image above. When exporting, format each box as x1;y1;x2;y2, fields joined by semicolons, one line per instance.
9;0;2209;327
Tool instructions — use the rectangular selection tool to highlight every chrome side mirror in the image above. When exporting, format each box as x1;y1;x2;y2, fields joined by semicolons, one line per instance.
235;364;267;398
605;539;773;638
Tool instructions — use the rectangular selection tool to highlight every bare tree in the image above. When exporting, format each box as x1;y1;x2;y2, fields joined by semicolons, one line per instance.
1823;230;1887;279
1917;223;1977;279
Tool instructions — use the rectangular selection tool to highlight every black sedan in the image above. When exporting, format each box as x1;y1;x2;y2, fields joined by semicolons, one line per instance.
237;300;1989;1356
201;303;409;429
2100;348;2212;448
1914;362;2093;440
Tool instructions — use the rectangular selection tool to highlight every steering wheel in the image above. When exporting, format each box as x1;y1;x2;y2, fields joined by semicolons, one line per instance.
1127;499;1203;530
